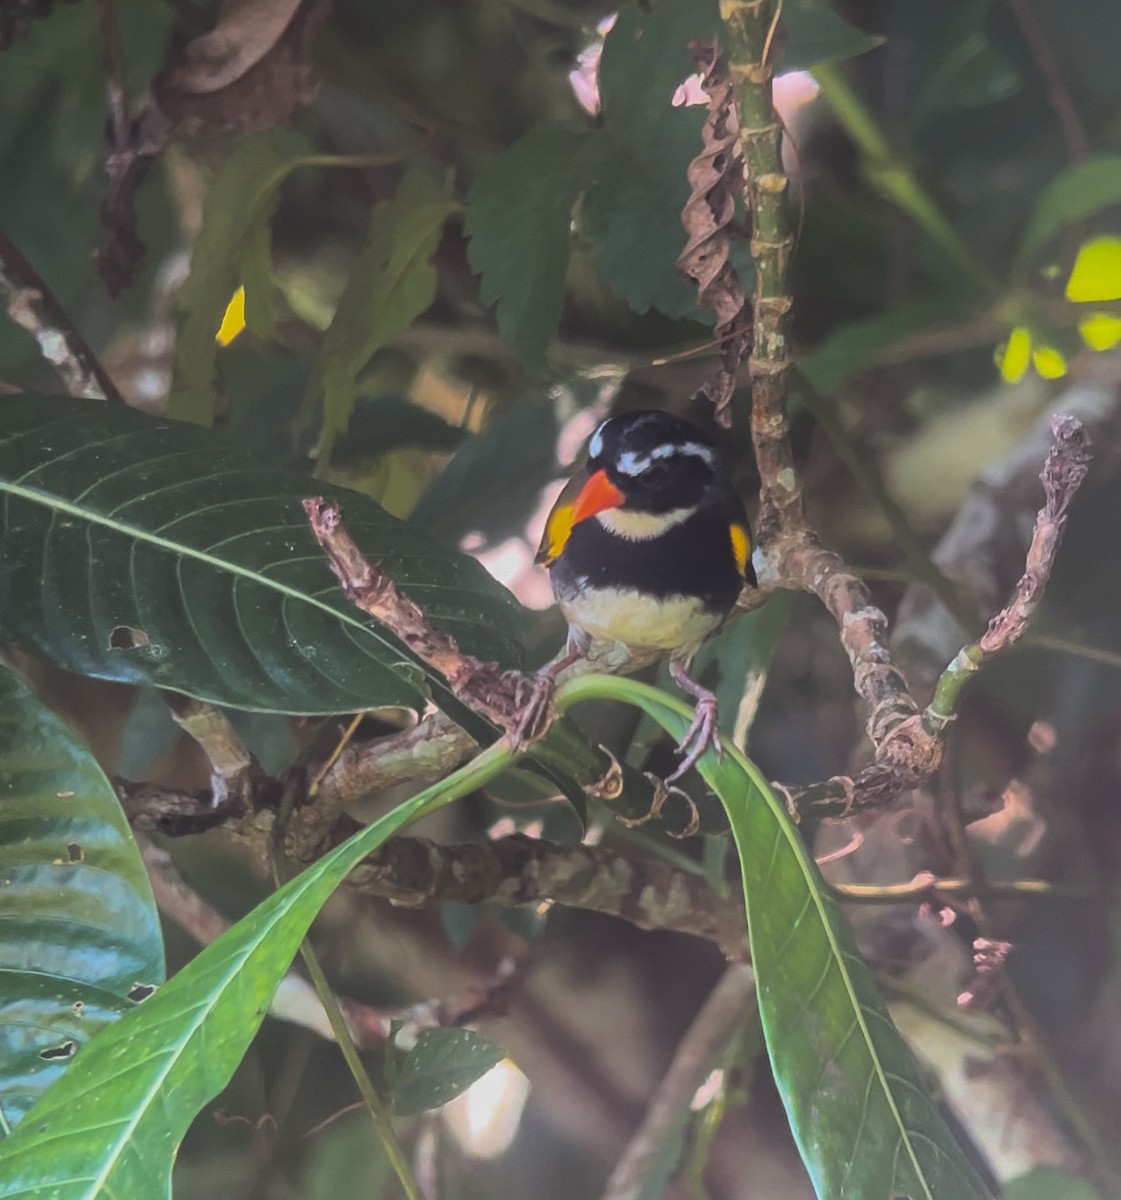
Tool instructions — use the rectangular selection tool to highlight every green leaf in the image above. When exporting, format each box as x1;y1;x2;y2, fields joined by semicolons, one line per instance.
167;135;302;426
466;0;723;362
583;0;713;319
556;676;995;1200
239;211;282;341
0;665;163;1136
466;123;594;370
1018;155;1121;264
911;25;1021;121
0;742;515;1198
392;1028;506;1116
1004;1166;1098;1200
780;0;884;71
307;171;457;466
0;394;525;719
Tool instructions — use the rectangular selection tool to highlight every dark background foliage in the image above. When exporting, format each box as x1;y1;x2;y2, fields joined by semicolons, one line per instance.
2;0;1121;1197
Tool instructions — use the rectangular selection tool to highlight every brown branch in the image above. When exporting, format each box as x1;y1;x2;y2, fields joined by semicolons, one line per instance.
302;497;525;731
0;230;121;401
925;415;1092;731
121;767;753;956
712;4;1095;816
1004;0;1091;162
163;692;267;809
304;832;750;959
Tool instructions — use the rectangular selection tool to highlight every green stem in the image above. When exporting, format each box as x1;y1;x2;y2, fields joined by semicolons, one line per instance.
269;741;515;1200
812;63;1000;299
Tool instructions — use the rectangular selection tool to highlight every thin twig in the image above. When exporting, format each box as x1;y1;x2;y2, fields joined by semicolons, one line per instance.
303;497;524;730
1004;0;1091;162
0;231;121;401
94;0;131;154
599;964;756;1200
926;415;1092;731
270;774;426;1200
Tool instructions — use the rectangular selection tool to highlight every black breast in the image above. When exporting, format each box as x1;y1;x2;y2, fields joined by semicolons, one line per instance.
551;508;744;616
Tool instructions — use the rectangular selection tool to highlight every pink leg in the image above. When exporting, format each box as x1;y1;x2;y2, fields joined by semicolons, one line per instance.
512;632;588;746
666;657;721;782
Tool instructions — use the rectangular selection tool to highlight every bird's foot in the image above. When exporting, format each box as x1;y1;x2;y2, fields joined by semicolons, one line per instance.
512;669;558;748
666;658;723;783
617;773;700;838
666;693;721;782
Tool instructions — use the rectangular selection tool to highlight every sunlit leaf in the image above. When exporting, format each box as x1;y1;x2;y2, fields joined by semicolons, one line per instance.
0;666;163;1135
1079;311;1121;351
1065;235;1121;303
1031;344;1067;380
215;287;247;347
996;326;1032;384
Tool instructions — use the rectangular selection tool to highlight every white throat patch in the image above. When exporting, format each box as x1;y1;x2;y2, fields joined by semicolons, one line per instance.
596;505;694;540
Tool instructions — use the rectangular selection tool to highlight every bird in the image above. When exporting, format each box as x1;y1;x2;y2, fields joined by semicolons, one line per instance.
528;408;756;781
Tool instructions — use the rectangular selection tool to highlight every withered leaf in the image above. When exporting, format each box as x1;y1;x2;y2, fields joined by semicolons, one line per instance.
676;40;751;428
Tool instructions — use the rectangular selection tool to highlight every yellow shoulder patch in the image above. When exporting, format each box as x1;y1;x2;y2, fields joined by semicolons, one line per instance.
537;500;575;566
729;522;751;580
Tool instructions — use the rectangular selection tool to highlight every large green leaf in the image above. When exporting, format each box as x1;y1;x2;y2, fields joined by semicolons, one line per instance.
0;666;163;1136
0;742;514;1198
557;676;994;1200
0;395;525;717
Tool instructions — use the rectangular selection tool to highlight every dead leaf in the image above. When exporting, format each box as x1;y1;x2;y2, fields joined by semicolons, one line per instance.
153;0;330;135
676;40;751;428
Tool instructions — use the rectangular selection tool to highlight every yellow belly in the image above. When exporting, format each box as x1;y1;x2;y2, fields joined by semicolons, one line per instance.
560;585;721;654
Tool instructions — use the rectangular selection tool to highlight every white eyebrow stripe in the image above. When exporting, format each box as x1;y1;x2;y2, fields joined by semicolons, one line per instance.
615;441;715;476
588;425;605;459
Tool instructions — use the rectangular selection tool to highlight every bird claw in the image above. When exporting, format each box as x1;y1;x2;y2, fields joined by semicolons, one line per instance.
666;693;722;783
512;670;558;749
617;772;699;838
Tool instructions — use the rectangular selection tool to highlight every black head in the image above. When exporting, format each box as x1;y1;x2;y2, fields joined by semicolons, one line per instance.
586;410;720;514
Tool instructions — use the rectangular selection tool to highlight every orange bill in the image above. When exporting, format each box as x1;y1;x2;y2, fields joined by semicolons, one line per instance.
536;469;625;565
570;469;625;524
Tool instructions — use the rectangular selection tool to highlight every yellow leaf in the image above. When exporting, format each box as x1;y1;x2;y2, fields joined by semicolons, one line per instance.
1079;312;1121;351
216;286;247;346
1065;236;1121;303
996;326;1032;384
1031;344;1067;379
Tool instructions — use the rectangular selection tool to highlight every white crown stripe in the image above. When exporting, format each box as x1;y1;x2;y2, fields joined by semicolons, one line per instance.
615;442;715;476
